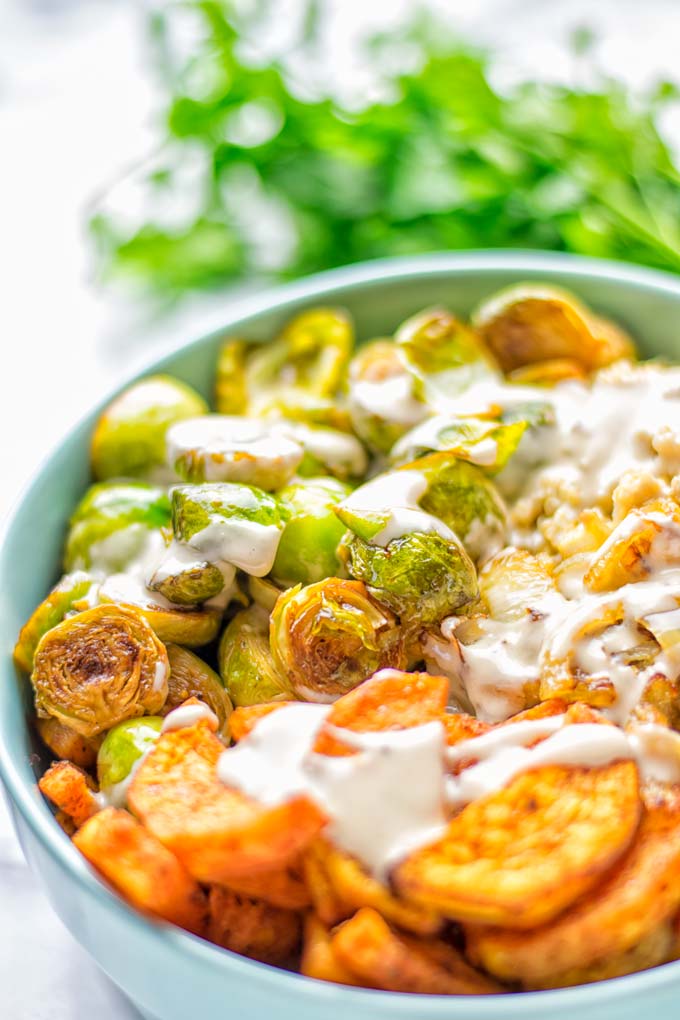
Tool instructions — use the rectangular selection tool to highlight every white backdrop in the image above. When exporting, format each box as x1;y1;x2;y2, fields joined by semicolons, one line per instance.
1;0;680;1015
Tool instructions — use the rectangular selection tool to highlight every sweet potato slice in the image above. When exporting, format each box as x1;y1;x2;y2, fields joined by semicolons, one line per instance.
128;719;326;883
303;839;351;926
332;908;502;994
36;717;100;769
441;712;491;747
38;761;100;828
300;914;364;986
395;760;640;929
219;860;311;910
73;807;208;936
314;670;450;756
319;840;441;936
207;886;301;965
466;797;680;983
229;703;289;742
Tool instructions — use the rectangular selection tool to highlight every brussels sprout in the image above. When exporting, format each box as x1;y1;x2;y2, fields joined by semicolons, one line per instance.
97;717;164;805
165;643;232;736
98;572;222;647
64;481;171;574
218;605;293;706
36;716;101;769
507;358;586;386
248;575;284;612
215;338;249;415
166;415;303;489
472;284;635;374
171;482;286;577
391;415;527;473
348;340;427;454
14;571;95;673
91;374;208;481
395;306;498;401
340;530;478;625
271;478;351;587
149;558;227;606
259;390;353;432
272;422;367;481
269;578;406;702
31;604;169;738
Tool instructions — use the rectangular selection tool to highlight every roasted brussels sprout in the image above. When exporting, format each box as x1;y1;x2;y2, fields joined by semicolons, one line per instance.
391;415;526;473
98;573;222;646
272;422;367;481
14;571;94;673
97;717;164;805
472;284;634;374
63;481;170;574
348;340;427;454
215;338;249;415
31;605;169;738
148;556;227;606
165;643;233;735
166;415;303;489
218;605;292;706
171;482;286;577
91;375;208;481
271;478;351;588
247;575;284;612
269;578;406;701
36;716;101;769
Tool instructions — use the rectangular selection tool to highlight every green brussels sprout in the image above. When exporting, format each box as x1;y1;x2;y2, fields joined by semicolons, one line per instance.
14;571;95;673
269;578;407;702
391;415;527;474
272;422;367;481
166;415;303;489
171;482;286;577
98;573;222;647
64;481;171;574
215;338;249;415
218;605;293;706
339;530;478;626
271;477;351;587
165;643;233;736
97;716;163;804
259;390;354;432
31;604;168;738
91;374;208;481
148;558;227;606
347;340;426;454
248;575;284;612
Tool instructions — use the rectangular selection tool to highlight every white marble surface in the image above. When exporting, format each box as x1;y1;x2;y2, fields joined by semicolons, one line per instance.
2;0;680;1016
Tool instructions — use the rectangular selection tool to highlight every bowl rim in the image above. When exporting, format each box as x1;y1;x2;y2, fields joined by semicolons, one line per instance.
4;249;680;1014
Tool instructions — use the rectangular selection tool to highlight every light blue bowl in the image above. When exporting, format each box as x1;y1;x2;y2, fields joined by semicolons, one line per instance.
3;252;680;1020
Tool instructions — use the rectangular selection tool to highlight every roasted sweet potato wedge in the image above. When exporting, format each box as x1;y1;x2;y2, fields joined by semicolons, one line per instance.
303;839;351;926
466;795;680;983
314;669;449;756
128;719;326;883
207;886;301;964
219;860;311;910
395;761;640;928
300;914;364;986
36;717;100;769
38;760;100;828
229;703;289;742
74;807;208;935
331;908;502;994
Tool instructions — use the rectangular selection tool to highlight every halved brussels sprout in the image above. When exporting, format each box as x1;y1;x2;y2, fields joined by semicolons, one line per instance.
472;284;635;374
271;478;351;588
340;530;478;626
91;375;208;481
31;604;168;738
64;481;171;574
171;482;286;577
166;415;303;489
97;716;164;805
98;573;222;647
14;571;95;673
148;557;227;606
218;605;293;706
391;415;526;473
259;390;353;432
269;578;407;702
247;575;284;612
348;340;427;454
165;643;233;736
36;716;102;769
272;422;367;481
215;338;249;415
507;358;586;386
395;306;498;401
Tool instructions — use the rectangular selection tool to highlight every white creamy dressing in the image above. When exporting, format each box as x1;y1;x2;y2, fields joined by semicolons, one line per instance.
86;524;158;575
350;372;427;429
95;756;145;810
271;422;368;478
166;415;303;484
392;414;500;467
146;537;236;594
161;702;218;732
340;469;456;547
186;518;282;577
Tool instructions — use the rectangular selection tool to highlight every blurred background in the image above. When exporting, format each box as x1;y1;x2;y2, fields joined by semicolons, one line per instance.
3;0;680;1015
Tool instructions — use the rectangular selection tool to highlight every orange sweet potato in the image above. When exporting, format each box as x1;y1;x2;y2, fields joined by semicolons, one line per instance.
303;839;351;927
229;703;289;742
38;761;100;828
207;886;301;965
128;719;326;883
331;908;502;994
74;807;208;936
219;860;311;910
300;914;364;986
36;717;101;769
395;761;641;929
